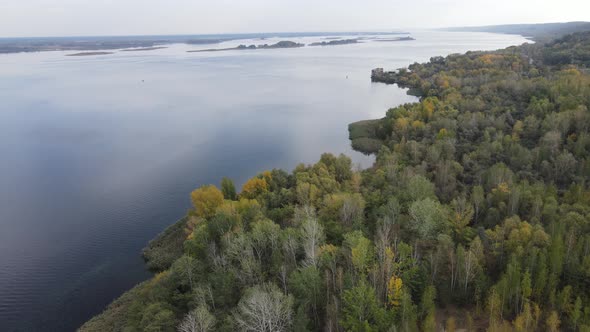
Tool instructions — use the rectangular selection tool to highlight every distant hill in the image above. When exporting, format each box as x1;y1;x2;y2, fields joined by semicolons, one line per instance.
443;21;590;41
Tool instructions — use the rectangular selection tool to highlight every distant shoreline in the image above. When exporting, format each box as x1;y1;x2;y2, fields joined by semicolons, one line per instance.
0;31;409;54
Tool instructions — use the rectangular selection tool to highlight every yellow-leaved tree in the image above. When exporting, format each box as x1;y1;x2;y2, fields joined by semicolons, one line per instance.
387;275;403;308
241;177;268;199
190;185;224;219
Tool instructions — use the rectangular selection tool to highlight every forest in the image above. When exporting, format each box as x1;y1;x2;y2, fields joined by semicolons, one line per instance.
82;32;590;331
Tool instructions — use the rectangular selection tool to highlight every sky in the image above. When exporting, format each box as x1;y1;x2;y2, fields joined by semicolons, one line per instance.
0;0;589;37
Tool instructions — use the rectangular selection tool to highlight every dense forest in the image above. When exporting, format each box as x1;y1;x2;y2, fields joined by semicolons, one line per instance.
82;32;590;332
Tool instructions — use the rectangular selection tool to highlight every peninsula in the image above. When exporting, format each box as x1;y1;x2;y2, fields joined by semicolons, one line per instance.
81;25;590;332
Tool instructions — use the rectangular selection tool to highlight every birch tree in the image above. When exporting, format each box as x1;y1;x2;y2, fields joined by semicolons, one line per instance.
300;212;324;267
234;283;294;332
178;305;215;332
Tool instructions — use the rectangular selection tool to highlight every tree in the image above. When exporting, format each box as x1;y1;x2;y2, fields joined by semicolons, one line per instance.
319;153;353;183
570;296;582;331
398;287;419;332
140;302;176;332
296;182;320;206
344;231;374;275
249;219;280;267
471;185;485;223
407;175;436;202
171;255;199;290
340;193;365;228
546;310;560;332
387;275;403;308
299;211;324;267
420;285;437;332
191;185;224;219
408;198;446;241
241;176;268;199
521;270;532;310
234;283;294;332
487;287;502;325
513;302;535;332
448;196;475;244
341;281;385;331
289;266;324;329
221;177;237;200
178;305;216;332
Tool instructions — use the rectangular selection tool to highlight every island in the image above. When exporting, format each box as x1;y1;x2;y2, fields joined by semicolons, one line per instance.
374;36;415;42
309;36;414;46
81;27;590;332
187;40;304;53
66;51;114;56
121;46;168;52
309;38;359;46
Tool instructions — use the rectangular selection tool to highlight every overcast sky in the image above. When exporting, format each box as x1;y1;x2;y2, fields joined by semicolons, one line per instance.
1;0;588;37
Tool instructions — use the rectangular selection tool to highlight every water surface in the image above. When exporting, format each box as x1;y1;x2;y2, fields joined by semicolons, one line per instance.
0;30;529;331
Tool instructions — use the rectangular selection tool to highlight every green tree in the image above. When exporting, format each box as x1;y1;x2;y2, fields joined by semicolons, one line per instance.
289;266;324;330
344;231;374;275
140;302;176;332
407;175;436;202
398;287;419;332
220;177;237;200
571;296;582;331
341;281;385;332
471;186;485;224
420;285;437;331
408;198;447;241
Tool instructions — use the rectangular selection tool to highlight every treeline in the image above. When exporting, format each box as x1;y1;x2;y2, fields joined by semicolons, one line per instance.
82;32;590;332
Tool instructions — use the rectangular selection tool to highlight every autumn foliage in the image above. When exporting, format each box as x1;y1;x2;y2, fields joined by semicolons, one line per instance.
190;185;224;219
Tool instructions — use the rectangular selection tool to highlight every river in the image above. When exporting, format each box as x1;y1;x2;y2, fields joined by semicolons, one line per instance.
0;30;528;331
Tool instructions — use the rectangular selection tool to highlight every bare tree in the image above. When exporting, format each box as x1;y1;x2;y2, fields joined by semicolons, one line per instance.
223;233;261;285
174;255;198;291
234;283;294;332
340;194;364;227
178;305;215;332
300;211;324;267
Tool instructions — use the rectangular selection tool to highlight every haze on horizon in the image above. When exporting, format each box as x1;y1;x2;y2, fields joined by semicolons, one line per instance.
0;0;588;38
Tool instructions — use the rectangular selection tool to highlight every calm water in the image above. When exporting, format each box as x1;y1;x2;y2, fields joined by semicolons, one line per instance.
0;31;528;331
